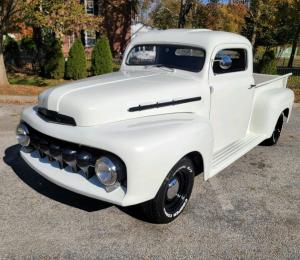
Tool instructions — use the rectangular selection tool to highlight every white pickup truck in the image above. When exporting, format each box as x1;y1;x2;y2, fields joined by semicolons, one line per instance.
17;29;294;223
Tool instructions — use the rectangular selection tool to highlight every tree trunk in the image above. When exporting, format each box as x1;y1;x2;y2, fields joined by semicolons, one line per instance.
0;53;9;86
0;33;9;87
250;0;262;50
288;25;300;68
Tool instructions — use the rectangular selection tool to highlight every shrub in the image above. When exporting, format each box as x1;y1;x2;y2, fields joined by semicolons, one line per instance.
19;37;37;55
65;39;87;80
4;36;20;68
91;36;113;76
43;39;65;79
259;50;277;75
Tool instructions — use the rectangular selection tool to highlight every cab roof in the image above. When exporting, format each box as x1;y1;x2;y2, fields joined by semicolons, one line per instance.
131;29;251;50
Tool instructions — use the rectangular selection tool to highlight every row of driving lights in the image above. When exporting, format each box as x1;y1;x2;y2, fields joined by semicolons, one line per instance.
16;123;125;192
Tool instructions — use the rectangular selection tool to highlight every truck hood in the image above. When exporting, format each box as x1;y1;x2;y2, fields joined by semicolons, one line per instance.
38;70;204;126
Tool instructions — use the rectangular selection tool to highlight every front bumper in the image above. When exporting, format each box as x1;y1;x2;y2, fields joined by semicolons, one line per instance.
21;149;126;206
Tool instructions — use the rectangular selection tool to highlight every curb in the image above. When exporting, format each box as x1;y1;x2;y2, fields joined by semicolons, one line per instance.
293;103;300;108
0;95;37;105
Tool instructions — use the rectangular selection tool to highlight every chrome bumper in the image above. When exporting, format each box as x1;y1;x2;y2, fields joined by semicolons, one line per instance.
21;150;126;206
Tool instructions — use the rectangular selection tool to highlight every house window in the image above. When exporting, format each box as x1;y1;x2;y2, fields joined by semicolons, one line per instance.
86;0;94;15
85;30;96;47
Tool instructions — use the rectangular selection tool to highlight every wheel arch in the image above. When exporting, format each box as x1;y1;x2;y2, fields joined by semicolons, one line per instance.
249;88;294;137
185;151;204;176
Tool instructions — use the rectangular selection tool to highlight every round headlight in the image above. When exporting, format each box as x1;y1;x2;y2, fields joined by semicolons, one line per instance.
95;157;118;186
16;123;30;147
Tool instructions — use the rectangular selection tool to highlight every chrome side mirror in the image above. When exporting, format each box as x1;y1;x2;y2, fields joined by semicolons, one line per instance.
219;55;232;70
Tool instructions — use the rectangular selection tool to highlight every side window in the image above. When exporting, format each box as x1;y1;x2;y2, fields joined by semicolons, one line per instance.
213;49;247;74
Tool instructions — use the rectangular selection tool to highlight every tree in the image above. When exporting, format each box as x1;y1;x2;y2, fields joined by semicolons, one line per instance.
151;3;178;29
25;0;102;39
43;38;65;79
192;2;246;33
4;35;20;70
0;0;26;86
259;50;277;74
276;0;300;67
91;36;113;76
178;0;194;28
65;39;87;80
242;0;279;51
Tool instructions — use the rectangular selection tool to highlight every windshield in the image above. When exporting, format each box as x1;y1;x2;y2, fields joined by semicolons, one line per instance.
126;44;206;73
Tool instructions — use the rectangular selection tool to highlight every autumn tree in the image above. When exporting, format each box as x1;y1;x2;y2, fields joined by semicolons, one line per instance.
25;0;102;39
178;0;194;28
151;3;178;29
242;0;279;52
192;2;246;33
151;0;194;29
0;0;26;86
276;0;300;67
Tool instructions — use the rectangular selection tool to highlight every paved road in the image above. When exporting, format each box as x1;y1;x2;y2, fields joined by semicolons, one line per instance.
0;104;299;259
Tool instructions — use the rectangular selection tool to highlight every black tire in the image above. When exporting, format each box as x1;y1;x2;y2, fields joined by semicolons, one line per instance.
142;157;195;224
260;113;284;146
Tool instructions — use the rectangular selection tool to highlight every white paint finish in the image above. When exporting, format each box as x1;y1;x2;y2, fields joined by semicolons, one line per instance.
250;87;294;137
22;108;213;205
39;70;209;127
20;29;295;206
209;133;267;179
209;44;255;152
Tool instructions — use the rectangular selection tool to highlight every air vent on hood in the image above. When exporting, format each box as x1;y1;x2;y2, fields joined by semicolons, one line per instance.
37;107;76;126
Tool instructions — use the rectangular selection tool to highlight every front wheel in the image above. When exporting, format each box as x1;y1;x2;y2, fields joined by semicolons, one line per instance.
142;157;195;224
260;113;284;146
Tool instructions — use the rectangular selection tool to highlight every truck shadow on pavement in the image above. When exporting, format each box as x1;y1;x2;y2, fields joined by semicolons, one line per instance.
3;144;112;212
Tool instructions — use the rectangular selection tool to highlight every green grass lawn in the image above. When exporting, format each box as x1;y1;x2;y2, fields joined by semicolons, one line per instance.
288;76;300;88
8;73;68;87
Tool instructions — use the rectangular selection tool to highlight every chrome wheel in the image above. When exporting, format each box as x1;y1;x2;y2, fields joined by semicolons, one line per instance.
164;167;191;216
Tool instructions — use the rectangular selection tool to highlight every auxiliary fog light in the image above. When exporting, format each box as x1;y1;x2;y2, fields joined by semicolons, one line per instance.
95;156;124;192
16;123;30;147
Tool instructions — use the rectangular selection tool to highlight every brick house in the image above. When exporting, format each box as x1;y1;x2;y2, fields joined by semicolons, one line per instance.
62;0;132;58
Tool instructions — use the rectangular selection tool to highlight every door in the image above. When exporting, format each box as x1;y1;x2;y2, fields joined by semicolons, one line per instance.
209;45;255;152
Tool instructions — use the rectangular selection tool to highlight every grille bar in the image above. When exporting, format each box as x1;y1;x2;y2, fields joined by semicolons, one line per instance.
37;107;76;126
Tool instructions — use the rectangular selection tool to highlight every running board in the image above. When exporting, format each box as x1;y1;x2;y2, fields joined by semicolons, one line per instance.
209;133;267;179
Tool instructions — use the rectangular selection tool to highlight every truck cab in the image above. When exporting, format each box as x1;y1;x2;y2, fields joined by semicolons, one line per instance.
17;30;294;223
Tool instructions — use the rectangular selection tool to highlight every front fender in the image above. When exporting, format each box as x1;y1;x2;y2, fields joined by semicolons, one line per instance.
111;113;214;206
22;107;213;206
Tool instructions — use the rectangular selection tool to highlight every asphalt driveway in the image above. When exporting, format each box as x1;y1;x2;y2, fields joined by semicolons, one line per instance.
0;104;299;259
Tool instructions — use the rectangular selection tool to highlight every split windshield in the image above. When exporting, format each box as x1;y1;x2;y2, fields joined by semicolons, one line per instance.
126;44;206;73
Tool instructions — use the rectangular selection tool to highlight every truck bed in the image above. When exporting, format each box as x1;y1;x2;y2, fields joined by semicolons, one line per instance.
253;73;292;88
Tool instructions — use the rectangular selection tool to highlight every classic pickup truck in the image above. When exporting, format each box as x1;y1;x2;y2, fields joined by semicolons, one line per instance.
17;29;294;223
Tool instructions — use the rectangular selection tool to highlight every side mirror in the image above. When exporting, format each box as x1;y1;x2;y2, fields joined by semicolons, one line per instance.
219;55;232;70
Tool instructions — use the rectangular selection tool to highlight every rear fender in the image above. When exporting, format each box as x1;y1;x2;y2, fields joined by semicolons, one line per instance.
249;88;294;137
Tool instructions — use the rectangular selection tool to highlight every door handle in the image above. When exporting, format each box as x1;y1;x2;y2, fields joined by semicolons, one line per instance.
210;86;214;94
248;84;256;89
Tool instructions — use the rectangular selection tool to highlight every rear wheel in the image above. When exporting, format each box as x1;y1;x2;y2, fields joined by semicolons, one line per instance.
142;157;195;224
260;113;284;146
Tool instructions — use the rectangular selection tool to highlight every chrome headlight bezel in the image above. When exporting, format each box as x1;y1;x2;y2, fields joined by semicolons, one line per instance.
95;156;126;191
16;123;30;147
